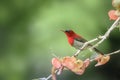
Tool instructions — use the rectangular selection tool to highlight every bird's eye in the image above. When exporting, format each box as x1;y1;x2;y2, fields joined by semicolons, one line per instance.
65;30;71;32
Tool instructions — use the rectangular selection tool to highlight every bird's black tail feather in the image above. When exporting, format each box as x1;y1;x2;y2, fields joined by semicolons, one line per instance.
92;47;104;55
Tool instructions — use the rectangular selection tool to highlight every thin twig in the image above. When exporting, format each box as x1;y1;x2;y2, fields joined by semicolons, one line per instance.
35;74;52;80
35;70;58;80
33;74;52;80
74;17;120;57
90;49;120;62
92;17;120;48
106;49;120;56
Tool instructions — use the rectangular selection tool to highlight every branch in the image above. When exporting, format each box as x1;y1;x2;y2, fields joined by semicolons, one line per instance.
74;17;120;57
92;17;120;48
34;70;58;80
106;49;120;56
90;49;120;62
32;74;52;80
74;36;103;57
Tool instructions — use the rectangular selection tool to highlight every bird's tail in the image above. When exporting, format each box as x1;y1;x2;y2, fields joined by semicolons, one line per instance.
92;47;104;55
88;44;104;55
90;47;104;60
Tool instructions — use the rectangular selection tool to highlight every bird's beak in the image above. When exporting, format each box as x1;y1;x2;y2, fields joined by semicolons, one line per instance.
60;30;65;32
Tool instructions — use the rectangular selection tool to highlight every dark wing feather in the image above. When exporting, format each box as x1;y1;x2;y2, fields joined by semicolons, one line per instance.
75;37;103;55
75;37;87;43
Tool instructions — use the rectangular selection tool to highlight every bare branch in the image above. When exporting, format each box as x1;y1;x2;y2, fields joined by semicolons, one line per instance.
92;17;120;48
74;36;103;57
33;74;52;80
32;74;52;80
74;17;120;57
90;49;120;62
34;70;58;80
106;49;120;56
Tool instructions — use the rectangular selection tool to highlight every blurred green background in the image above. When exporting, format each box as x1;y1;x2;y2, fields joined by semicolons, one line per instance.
0;0;120;80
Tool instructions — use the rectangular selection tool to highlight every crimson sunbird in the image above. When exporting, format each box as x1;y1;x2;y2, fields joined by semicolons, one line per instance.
62;30;103;55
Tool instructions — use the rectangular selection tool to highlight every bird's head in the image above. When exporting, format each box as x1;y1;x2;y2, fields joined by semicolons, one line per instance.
62;29;81;46
62;30;76;37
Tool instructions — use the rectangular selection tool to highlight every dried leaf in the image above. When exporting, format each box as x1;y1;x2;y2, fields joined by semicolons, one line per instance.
52;58;62;69
95;54;110;67
108;10;118;20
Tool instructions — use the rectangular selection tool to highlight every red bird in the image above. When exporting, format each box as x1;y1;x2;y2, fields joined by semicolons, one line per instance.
62;30;103;55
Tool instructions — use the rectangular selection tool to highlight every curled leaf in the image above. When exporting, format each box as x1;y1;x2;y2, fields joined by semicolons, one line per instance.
108;10;118;20
95;54;110;67
62;56;77;69
83;58;90;68
112;0;120;10
51;58;64;80
73;58;90;75
52;58;62;69
51;56;90;79
61;56;86;75
71;59;84;75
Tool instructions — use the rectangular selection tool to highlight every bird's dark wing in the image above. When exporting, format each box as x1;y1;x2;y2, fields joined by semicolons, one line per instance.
75;37;87;43
92;47;104;55
75;37;104;55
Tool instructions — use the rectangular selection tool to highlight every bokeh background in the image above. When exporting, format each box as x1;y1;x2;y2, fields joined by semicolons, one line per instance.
0;0;120;80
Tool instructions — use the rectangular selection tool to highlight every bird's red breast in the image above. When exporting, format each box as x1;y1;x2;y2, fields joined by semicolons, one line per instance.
67;37;74;46
63;30;82;46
